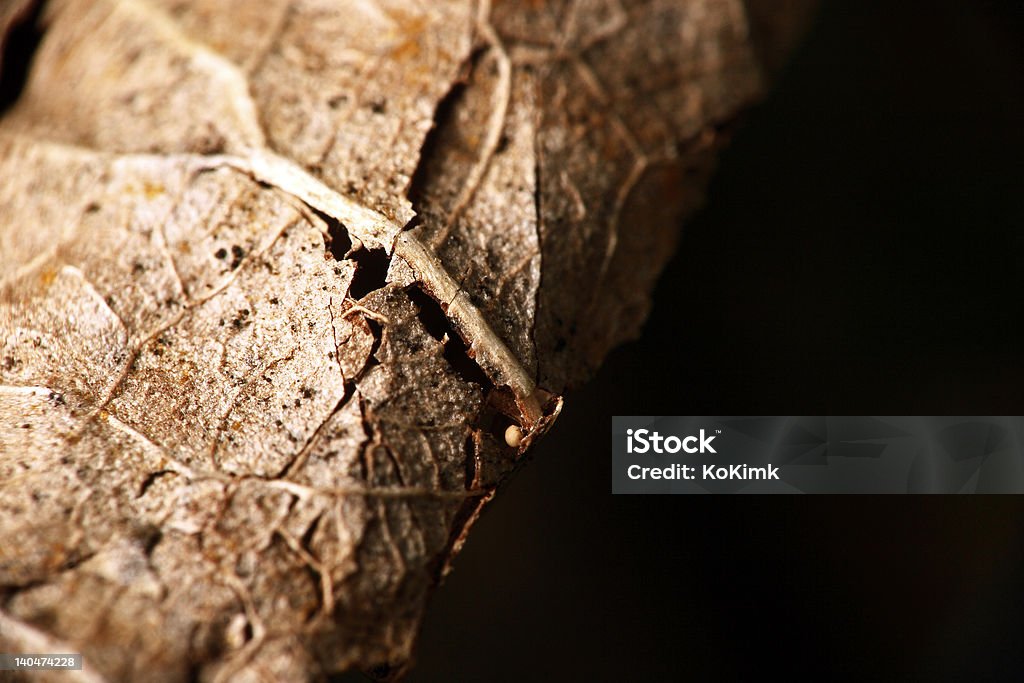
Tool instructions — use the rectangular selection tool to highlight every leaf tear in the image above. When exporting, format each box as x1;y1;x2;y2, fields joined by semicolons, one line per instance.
0;0;43;113
348;249;391;301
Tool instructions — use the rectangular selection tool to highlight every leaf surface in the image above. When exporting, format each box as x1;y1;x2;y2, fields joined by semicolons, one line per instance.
0;0;811;679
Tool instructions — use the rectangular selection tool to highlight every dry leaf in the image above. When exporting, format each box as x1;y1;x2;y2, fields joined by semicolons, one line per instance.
0;0;811;680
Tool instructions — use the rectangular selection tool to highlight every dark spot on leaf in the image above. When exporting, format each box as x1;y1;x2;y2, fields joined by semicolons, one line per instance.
137;470;171;498
214;248;228;260
230;245;245;269
495;133;511;154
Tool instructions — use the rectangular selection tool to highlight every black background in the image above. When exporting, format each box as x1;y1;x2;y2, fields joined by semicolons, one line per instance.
409;1;1024;680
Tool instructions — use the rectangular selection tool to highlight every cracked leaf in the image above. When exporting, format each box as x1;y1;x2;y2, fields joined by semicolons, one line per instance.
0;0;812;680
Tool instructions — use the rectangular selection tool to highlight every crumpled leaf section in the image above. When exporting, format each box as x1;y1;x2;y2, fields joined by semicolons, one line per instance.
0;0;809;679
0;134;488;680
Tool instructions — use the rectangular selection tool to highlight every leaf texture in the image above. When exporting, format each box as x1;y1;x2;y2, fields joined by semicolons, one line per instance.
0;0;811;679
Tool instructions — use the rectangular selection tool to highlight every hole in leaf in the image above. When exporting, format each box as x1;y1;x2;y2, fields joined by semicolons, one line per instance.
0;0;44;113
404;46;486;209
348;248;390;299
312;208;354;261
137;470;172;498
405;285;493;392
362;318;384;371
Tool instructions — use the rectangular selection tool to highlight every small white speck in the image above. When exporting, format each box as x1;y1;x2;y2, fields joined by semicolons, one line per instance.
504;424;523;448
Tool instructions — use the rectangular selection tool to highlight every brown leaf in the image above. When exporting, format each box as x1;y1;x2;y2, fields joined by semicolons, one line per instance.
0;0;811;679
